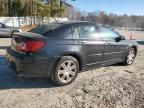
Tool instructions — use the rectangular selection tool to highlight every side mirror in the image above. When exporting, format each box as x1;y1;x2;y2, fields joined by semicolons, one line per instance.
115;36;121;42
115;35;125;42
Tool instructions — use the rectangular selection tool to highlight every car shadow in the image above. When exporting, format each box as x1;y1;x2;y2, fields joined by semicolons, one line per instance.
0;54;125;90
0;56;57;90
111;62;125;67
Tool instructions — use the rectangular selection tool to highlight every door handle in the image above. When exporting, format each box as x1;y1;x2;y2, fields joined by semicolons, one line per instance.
79;40;86;44
106;42;111;45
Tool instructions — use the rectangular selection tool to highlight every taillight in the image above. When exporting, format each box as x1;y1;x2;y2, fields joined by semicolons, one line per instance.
16;40;45;53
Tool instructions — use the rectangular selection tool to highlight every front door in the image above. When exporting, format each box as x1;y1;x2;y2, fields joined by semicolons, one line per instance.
100;26;125;63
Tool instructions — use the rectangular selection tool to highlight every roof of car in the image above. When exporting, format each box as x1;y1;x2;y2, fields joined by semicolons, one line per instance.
65;21;96;24
46;21;97;25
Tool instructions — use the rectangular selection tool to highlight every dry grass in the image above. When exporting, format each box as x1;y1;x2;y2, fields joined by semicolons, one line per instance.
117;30;144;40
20;25;38;32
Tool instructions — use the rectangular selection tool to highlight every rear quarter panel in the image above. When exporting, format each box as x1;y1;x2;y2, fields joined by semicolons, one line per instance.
43;38;75;57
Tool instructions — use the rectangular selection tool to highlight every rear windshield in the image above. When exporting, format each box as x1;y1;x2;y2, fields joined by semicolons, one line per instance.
29;23;64;35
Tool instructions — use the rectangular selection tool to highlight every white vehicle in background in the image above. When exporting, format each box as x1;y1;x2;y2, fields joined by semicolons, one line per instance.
0;22;22;38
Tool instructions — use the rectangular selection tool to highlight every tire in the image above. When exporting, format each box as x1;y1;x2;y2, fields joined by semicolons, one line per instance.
123;48;136;65
51;56;79;86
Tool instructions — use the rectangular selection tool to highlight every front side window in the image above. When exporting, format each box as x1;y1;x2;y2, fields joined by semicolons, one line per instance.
100;27;119;40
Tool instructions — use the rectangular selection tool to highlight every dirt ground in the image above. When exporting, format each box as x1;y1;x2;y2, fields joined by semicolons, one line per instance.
0;31;144;108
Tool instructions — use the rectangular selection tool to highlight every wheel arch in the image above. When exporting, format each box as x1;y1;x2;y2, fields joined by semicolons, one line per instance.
62;53;83;71
11;30;20;37
131;45;138;55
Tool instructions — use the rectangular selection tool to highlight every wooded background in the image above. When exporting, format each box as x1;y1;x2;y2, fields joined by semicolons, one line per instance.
0;0;144;30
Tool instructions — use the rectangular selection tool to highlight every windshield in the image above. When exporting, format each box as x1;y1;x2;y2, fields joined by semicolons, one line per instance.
0;23;9;28
29;23;64;35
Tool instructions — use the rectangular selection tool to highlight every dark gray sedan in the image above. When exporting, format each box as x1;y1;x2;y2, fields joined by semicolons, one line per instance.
5;21;138;86
0;22;22;38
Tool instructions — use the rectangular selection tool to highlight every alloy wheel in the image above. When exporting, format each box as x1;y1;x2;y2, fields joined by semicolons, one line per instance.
58;60;77;83
127;49;135;65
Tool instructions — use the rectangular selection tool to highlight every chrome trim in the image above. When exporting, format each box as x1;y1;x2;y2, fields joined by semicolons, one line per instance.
104;51;124;55
86;58;121;66
88;53;103;56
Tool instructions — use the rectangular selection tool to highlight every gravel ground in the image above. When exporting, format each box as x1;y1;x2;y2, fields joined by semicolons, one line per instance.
0;44;144;107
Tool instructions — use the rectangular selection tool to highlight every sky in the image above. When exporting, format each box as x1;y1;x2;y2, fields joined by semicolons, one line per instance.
67;0;144;16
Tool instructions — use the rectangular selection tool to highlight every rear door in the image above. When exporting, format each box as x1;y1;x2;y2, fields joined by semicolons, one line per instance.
73;24;105;69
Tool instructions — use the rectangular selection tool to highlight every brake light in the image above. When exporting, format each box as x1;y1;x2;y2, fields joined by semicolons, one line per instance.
16;40;45;53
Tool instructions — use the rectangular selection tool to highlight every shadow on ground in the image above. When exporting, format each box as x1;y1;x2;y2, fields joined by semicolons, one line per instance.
0;56;125;90
0;57;56;90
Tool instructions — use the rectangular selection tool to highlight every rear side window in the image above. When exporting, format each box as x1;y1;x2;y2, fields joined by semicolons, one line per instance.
100;27;119;40
72;27;79;38
53;26;73;38
73;25;100;39
29;23;64;35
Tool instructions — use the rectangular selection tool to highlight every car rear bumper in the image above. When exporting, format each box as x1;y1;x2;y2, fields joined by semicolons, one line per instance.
5;48;58;78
